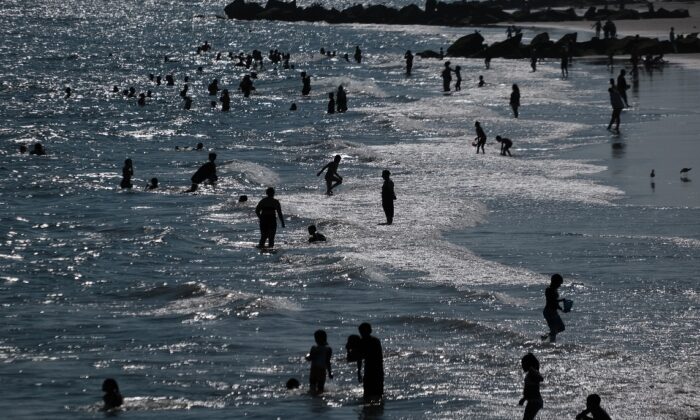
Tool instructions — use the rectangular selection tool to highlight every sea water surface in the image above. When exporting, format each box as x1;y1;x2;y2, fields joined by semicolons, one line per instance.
1;1;698;419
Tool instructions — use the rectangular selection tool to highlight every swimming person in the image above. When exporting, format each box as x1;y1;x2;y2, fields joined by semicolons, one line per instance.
308;225;327;242
317;154;343;196
496;135;513;156
29;142;45;156
220;89;231;111
327;92;335;114
541;274;566;342
305;329;333;394
255;187;285;249
454;66;462;91
336;85;347;113
301;72;311;96
441;61;452;92
518;353;543;420
357;323;384;401
510;84;520;118
147;177;158;190
185;152;217;193
137;93;146;106
404;50;414;76
208;79;219;96
478;75;485;87
381;169;396;225
607;79;624;132
474;121;487;154
101;378;123;410
120;159;133;189
576;394;613;420
616;69;629;107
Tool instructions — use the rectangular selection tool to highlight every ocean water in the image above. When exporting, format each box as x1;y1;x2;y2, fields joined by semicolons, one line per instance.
1;1;699;419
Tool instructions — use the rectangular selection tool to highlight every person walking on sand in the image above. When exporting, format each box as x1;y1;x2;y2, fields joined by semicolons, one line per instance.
317;154;343;196
510;84;520;118
607;79;624;132
255;187;285;249
541;274;567;342
381;170;396;225
518;353;543;420
306;330;333;394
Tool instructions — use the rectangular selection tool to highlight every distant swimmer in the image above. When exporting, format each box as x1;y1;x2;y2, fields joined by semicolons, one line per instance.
147;177;158;190
29;142;45;156
112;85;119;93
357;322;384;401
220;89;231;112
518;353;543;420
616;69;629;107
576;394;613;420
354;46;362;63
478;75;485;87
474;121;487;154
300;72;311;96
101;378;123;411
289;102;297;111
128;87;136;98
650;169;655;178
137;93;146;106
286;378;300;390
404;50;414;76
196;142;204;150
607;79;624;132
184;96;193;110
180;84;189;98
308;225;327;242
156;75;162;86
327;92;335;114
453;65;462;91
120;159;133;189
510;84;520;118
336;85;347;113
317;154;343;196
496;135;513;156
208;79;219;96
64;87;72;98
19;144;28;154
541;273;567;342
441;61;452;92
185;152;217;193
239;74;255;97
255;187;285;249
238;195;248;203
165;74;174;86
306;329;333;394
381;169;396;225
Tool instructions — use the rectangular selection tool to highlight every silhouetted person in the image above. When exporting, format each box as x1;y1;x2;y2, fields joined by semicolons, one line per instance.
454;66;462;91
290;102;297;111
208;79;219;96
301;72;311;96
478;75;485;87
112;85;119;93
306;329;333;394
120;159;133;189
592;20;602;38
195;142;204;151
220;89;231;111
317;154;343;196
137;93;146;106
336;85;347;112
239;75;255;97
670;27;677;52
496;135;513;156
184;96;193;110
30;142;45;156
64;87;72;98
576;394;612;420
102;378;123;410
308;225;326;242
156;75;162;86
561;51;569;78
165;74;174;86
186;152;217;192
439;47;444;59
286;378;300;389
607;79;624;132
510;84;520;118
381;169;396;225
542;274;566;342
518;353;543;420
404;50;414;76
180;84;189;98
530;50;537;72
484;51;491;69
357;323;383;401
327;92;335;114
128;87;136;98
19;144;28;154
474;121;487;154
616;69;629;107
255;187;285;248
147;177;158;190
354;46;362;63
441;61;452;92
238;195;248;203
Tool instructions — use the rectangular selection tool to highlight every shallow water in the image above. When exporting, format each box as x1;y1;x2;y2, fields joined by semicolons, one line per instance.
1;1;699;419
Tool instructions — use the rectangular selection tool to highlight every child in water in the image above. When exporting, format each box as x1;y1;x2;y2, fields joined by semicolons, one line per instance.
306;330;333;394
576;394;612;420
518;353;543;420
308;225;326;242
542;274;566;342
101;378;123;410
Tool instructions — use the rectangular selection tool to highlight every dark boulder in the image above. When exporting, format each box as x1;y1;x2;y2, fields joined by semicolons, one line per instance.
416;49;443;59
530;32;550;46
447;32;485;57
396;4;425;24
485;33;524;58
224;0;264;19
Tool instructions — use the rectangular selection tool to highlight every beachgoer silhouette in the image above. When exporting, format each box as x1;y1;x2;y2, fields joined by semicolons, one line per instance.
308;225;327;242
484;50;491;69
670;27;677;52
238;195;248;203
306;329;333;394
220;89;231;111
530;49;537;72
317;154;343;196
289;102;297;111
112;85;119;93
327;92;335;114
518;353;543;420
180;84;189;98
185;152;217;192
255;187;285;248
381;170;396;225
128;87;136;98
137;93;146;106
357;323;384;401
147;177;158;190
239;75;255;97
29;142;45;156
607;79;624;132
576;394;613;420
510;84;520;118
441;61;452;92
19;144;28;154
561;51;569;78
496;135;513;156
208;79;219;96
439;47;444;59
102;379;123;410
286;378;300;389
120;159;133;189
541;274;566;342
454;66;462;91
354;46;362;63
404;50;414;76
301;72;311;96
474;121;487;154
165;74;174;86
592;20;602;38
156;75;162;86
336;85;347;112
507;26;513;38
478;75;485;87
616;69;629;107
184;96;193;110
64;87;72;98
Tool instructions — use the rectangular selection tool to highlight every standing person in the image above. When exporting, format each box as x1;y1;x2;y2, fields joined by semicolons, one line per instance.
576;394;613;420
208;79;219;96
220;89;231;111
317;154;343;196
484;50;491;69
381;170;396;225
305;330;333;394
478;75;485;87
561;50;569;78
301;71;311;96
474;121;487;154
441;61;452;92
510;84;521;118
354;46;362;63
239;74;255;97
255;187;285;249
496;135;513;156
185;152;218;192
453;66;462;91
541;274;567;342
592;20;602;38
357;323;384;401
518;353;543;420
616;69;629;107
336;85;348;112
607;79;625;132
101;378;123;410
669;27;677;52
404;50;414;76
327;92;336;114
120;159;133;189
